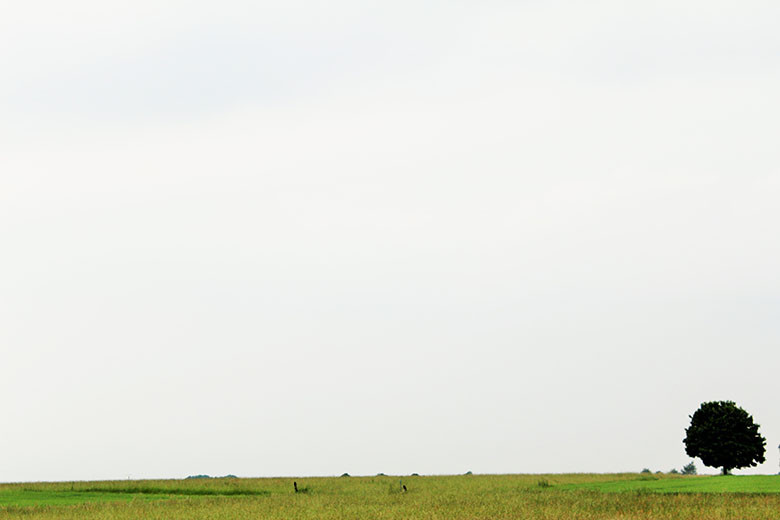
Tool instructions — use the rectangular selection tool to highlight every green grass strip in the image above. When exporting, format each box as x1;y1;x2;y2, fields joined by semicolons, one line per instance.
557;475;780;494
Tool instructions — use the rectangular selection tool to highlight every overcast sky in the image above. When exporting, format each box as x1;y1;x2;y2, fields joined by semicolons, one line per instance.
2;1;779;482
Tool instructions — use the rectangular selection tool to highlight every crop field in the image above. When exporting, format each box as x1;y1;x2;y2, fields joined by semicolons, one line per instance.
2;473;780;519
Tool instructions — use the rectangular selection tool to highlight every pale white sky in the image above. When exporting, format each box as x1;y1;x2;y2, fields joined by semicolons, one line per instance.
2;1;779;482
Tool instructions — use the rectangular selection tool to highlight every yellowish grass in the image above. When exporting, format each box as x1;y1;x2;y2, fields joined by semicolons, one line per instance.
2;473;778;519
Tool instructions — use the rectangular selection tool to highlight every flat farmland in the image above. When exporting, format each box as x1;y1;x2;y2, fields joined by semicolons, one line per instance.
2;473;780;519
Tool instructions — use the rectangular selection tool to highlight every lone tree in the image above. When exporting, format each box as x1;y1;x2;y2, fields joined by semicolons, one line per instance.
683;400;766;475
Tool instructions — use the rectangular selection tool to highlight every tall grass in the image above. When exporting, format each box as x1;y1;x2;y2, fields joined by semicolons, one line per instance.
2;473;779;519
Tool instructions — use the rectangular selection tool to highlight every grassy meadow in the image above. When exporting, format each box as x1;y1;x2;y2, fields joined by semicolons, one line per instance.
2;473;780;519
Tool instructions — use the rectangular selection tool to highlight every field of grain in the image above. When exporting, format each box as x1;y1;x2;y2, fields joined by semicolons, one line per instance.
2;473;780;519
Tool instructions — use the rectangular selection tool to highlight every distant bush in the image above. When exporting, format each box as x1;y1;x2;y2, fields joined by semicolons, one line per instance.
640;468;651;474
411;473;420;476
341;473;351;477
681;462;697;475
669;468;679;474
464;471;473;475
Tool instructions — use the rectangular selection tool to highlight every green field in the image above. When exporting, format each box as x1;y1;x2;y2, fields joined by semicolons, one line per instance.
2;473;780;519
559;474;780;494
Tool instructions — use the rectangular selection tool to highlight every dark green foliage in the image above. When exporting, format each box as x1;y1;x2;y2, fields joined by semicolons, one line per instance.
341;473;351;477
684;401;766;475
681;462;697;475
669;469;679;474
640;468;651;474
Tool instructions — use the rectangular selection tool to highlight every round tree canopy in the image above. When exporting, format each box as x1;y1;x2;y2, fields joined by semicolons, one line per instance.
683;400;766;475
